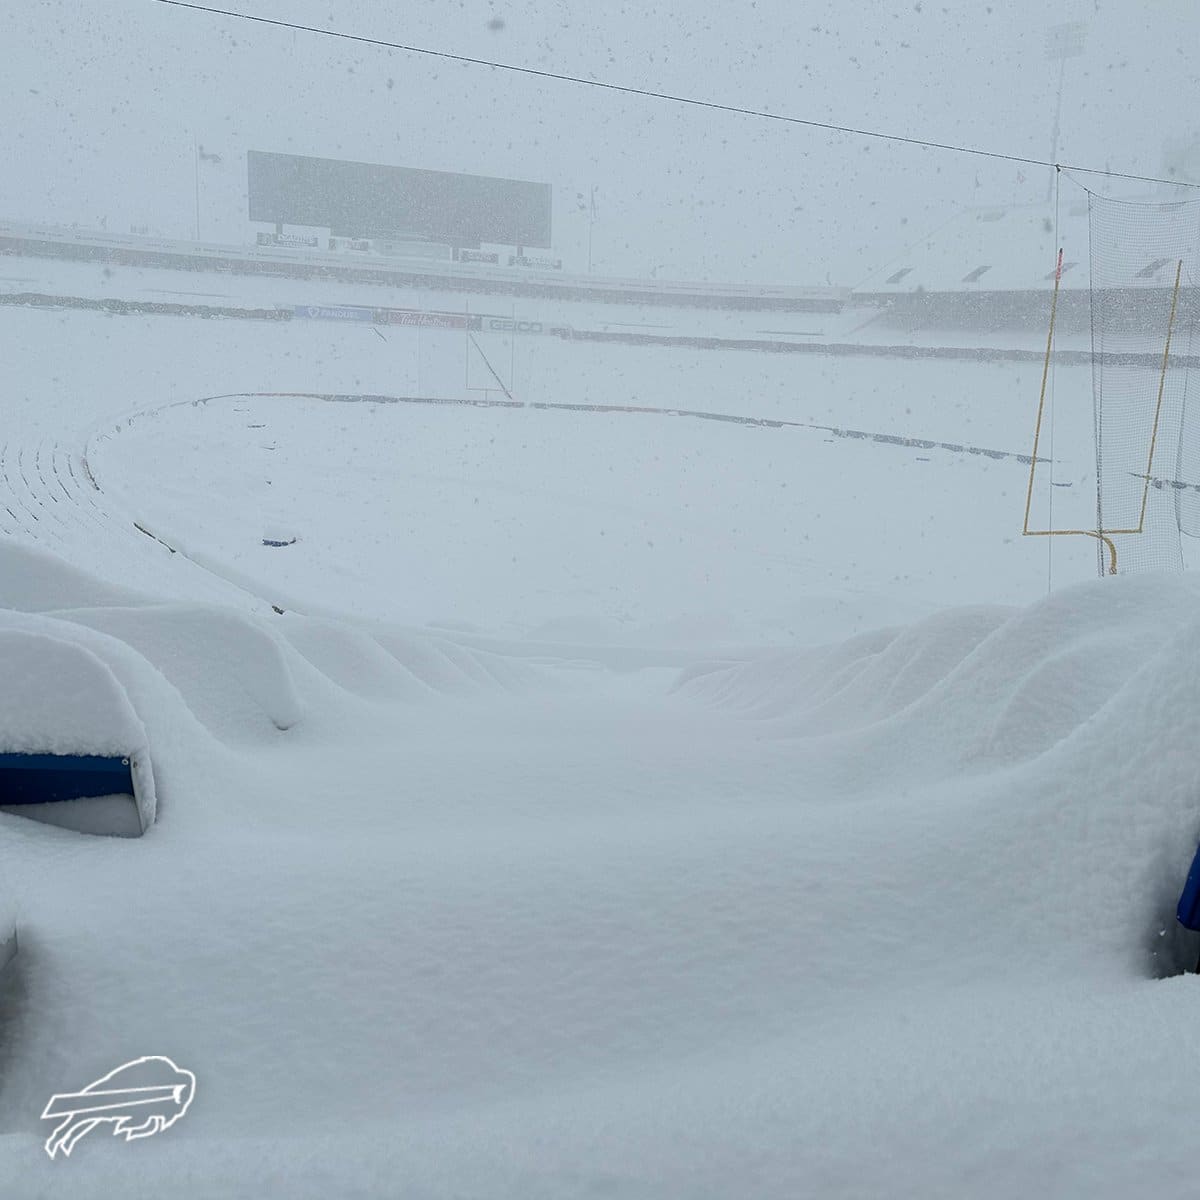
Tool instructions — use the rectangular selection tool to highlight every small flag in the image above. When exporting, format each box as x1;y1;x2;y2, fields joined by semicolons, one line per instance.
197;145;222;165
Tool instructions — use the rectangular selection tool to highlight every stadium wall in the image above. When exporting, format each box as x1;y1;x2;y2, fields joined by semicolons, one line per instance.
0;224;846;314
854;286;1200;335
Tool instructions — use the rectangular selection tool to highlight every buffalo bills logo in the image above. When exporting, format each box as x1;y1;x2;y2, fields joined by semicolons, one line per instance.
42;1056;195;1158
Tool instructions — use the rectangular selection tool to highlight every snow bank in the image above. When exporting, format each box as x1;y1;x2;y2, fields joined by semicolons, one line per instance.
0;626;154;832
679;575;1200;774
680;573;1200;980
58;604;304;740
370;627;542;694
0;540;541;769
677;603;1012;729
279;617;448;700
0;540;303;748
0;542;150;612
0;629;146;759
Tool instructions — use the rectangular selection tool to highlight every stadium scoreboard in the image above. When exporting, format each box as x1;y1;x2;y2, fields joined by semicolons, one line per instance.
247;151;552;249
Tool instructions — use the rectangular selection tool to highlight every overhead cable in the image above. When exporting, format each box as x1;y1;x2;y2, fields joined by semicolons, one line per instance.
151;0;1200;191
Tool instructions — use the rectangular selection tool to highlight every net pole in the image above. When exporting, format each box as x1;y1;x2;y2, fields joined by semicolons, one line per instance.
1024;246;1064;534
1173;265;1197;536
1090;191;1104;575
1136;258;1185;531
1048;173;1062;593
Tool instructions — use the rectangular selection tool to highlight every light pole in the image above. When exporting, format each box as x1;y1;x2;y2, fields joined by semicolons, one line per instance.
193;139;222;242
589;185;598;273
193;134;200;241
577;185;597;273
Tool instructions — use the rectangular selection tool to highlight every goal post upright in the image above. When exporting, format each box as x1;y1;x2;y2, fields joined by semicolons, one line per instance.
1023;247;1064;537
1022;244;1120;574
1136;258;1185;531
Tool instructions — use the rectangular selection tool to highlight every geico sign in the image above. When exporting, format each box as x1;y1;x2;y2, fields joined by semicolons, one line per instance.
487;318;543;333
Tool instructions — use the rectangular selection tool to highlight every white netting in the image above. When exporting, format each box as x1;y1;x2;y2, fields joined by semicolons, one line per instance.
1087;189;1200;575
1170;260;1200;539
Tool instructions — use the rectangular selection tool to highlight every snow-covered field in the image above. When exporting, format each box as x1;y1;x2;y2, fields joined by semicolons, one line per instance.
2;281;1200;1198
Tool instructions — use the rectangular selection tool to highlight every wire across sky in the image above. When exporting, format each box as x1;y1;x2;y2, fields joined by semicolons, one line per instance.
151;0;1198;191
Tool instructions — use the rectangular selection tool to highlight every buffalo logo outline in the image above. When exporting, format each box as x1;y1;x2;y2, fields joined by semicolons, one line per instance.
41;1055;195;1159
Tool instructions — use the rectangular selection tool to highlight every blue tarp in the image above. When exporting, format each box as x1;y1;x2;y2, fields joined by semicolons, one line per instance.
1178;843;1200;931
0;752;134;806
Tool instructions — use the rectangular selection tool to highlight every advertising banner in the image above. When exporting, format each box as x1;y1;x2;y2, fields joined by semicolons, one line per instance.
375;308;481;331
455;249;500;265
292;305;376;322
508;254;562;270
259;232;320;249
294;304;482;330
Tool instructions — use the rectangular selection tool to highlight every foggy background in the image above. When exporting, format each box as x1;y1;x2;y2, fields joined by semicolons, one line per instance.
2;0;1197;283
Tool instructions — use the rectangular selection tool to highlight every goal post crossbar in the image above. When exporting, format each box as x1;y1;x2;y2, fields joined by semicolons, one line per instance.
1023;248;1185;575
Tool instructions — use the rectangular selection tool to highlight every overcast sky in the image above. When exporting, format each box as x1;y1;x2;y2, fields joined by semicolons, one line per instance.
3;0;1197;283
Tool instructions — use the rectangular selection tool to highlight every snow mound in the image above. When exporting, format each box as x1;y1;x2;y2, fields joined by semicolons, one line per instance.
56;604;305;740
272;617;545;701
0;625;155;831
680;574;1200;978
0;541;531;766
373;628;541;693
0;541;151;612
677;604;1011;731
681;576;1200;775
0;628;147;758
279;617;444;700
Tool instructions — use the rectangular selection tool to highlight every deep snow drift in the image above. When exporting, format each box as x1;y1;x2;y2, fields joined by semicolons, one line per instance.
2;298;1200;1198
2;541;1200;1198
